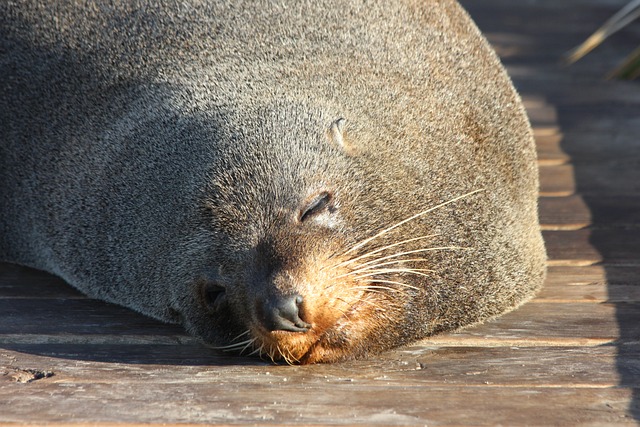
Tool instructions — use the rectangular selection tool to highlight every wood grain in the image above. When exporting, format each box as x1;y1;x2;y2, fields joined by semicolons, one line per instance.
542;229;603;265
535;133;570;166
539;195;591;230
539;164;575;197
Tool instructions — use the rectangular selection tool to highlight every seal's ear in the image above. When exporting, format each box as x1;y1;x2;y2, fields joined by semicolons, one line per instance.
327;118;357;156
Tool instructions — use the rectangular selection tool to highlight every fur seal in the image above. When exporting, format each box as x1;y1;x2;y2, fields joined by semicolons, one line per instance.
0;0;546;363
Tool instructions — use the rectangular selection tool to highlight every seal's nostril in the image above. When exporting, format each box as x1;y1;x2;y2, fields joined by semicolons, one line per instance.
264;294;311;332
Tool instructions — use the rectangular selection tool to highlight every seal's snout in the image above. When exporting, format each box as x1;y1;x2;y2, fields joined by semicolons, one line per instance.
260;294;311;332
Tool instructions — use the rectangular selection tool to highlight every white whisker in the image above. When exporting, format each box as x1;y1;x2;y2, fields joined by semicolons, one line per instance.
362;279;420;291
350;286;394;294
342;189;484;256
331;234;439;271
285;347;300;365
353;246;469;271
352;268;435;279
211;337;255;351
239;338;256;355
336;258;432;278
248;344;264;357
230;330;251;343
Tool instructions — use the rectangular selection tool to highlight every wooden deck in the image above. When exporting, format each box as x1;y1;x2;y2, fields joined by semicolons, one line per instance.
2;0;640;425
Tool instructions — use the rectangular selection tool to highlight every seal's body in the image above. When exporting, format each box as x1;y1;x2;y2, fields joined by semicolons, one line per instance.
1;0;546;363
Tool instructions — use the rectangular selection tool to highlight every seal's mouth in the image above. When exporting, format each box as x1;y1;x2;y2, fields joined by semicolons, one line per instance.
249;288;373;364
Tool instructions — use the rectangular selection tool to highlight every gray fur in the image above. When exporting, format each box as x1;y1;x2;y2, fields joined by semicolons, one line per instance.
1;0;546;362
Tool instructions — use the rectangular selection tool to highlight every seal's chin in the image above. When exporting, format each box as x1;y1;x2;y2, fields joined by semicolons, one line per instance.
251;323;341;364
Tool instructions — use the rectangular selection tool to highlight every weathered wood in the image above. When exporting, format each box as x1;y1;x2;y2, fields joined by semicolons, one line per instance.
1;345;636;387
539;164;575;197
1;344;639;427
540;195;640;230
427;301;639;346
521;96;558;128
538;265;640;303
535;133;570;166
0;374;635;425
539;195;591;230
542;229;603;265
0;298;629;348
0;265;85;299
0;292;632;351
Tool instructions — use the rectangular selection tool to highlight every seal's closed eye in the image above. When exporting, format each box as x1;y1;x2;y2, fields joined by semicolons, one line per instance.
299;191;334;223
200;282;227;312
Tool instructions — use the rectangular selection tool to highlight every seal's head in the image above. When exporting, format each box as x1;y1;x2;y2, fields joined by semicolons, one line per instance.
176;106;403;364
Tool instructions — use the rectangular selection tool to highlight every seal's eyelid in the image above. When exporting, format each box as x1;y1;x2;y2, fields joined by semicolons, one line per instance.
299;191;333;222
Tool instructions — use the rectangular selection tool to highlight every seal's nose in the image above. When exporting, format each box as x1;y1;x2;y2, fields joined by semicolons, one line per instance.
263;294;311;332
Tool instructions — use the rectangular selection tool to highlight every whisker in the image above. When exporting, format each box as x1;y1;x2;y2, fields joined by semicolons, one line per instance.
352;268;435;279
267;345;277;363
365;257;432;266
351;285;404;293
362;279;420;291
337;258;432;278
354;246;469;270
341;189;484;256
230;330;251;343
285;347;300;365
248;344;264;357
239;338;256;355
330;234;439;271
356;296;386;311
211;337;255;351
275;344;295;365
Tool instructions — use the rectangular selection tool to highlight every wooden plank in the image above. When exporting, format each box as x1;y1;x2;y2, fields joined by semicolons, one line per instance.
569;229;640;266
540;195;640;230
542;229;603;266
1;383;635;425
539;265;640;302
539;164;575;197
536;282;640;303
568;164;640;197
0;345;634;388
427;301;640;346
0;343;242;366
584;196;640;227
394;345;633;387
0;298;186;337
544;265;640;287
553;131;640;161
0;264;636;359
538;265;640;303
0;377;635;425
522;99;558;128
539;195;591;230
532;126;561;138
535;133;570;166
0;264;85;299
